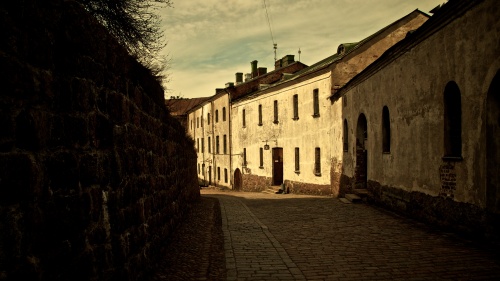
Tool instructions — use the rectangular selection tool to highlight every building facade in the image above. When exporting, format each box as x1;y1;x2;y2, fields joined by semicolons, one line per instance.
330;0;499;238
231;9;429;195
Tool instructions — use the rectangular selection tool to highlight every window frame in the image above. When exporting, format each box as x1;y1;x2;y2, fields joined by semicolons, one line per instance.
313;89;320;117
293;94;299;120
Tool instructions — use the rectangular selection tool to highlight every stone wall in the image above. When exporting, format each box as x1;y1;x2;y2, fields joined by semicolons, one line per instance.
241;174;271;192
0;1;199;280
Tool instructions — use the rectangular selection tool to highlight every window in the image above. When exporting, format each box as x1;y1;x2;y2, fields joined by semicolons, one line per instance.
190;119;193;130
208;113;211;125
258;104;263;126
216;110;219;123
313;89;320;117
198;163;200;174
201;116;203;127
273;100;279;124
242;109;246;127
224;168;228;183
343;119;349;152
201;138;204;153
223;135;227;154
216;136;220;154
293;94;299;120
314;147;321;176
197;138;199;152
259;147;264;168
217;167;220;180
208;137;211;153
197;117;199;128
223;107;226;121
243;148;247;166
382;106;391;153
443;81;462;159
294;147;300;173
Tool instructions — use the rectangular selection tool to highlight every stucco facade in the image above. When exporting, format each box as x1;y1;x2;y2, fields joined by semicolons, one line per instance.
231;10;429;195
331;0;500;238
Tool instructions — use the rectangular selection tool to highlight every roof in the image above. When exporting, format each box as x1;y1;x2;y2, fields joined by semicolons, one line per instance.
330;0;478;101
235;9;429;103
165;97;210;116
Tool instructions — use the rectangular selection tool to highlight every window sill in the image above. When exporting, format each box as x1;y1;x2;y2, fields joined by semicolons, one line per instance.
383;151;391;154
442;156;463;162
242;126;246;128
312;114;320;118
273;121;279;124
294;170;300;174
314;172;322;177
259;166;264;169
258;123;263;126
292;117;299;121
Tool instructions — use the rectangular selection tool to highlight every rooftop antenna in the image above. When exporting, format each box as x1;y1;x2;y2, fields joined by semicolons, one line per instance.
263;0;277;61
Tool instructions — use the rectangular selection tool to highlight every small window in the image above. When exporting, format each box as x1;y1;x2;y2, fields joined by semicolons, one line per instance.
190;119;193;130
313;89;320;117
343;119;348;152
258;104;263;126
216;110;219;123
443;81;462;159
201;137;204;153
208;137;211;153
197;117;199;128
208;113;211;125
273;100;279;124
223;107;226;121
223;135;227;154
243;148;247;166
242;109;246;127
217;167;220;181
382;106;391;153
197;138;199;152
314;147;321;176
259;147;264;168
198;163;200;174
294;147;300;173
224;168;228;183
216;136;220;154
293;94;299;120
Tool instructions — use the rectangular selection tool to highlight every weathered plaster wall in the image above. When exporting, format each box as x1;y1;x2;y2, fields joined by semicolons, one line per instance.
232;71;334;195
337;0;500;238
0;1;199;280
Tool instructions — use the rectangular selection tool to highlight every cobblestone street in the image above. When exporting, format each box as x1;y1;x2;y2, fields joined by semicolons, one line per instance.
203;189;500;281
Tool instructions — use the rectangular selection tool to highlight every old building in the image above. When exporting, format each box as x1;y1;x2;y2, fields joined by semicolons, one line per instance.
187;59;308;188
165;97;210;129
329;0;499;238
231;9;429;195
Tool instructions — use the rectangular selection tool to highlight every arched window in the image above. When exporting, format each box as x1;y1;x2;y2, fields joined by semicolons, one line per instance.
382;106;391;153
443;81;462;159
343;119;348;152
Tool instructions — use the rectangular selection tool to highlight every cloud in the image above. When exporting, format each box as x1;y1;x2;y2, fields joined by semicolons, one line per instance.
159;0;445;98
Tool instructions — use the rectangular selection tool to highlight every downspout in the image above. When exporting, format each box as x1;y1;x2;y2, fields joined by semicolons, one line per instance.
211;100;216;186
227;89;233;189
201;106;206;185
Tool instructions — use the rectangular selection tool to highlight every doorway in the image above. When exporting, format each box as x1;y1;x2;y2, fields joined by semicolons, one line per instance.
487;70;500;213
234;168;242;191
208;166;212;185
355;114;368;189
272;147;283;186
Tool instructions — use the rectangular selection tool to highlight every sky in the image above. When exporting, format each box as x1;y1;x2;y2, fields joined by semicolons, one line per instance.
158;0;445;99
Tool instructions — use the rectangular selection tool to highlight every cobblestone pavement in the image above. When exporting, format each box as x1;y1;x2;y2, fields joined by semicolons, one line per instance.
203;189;500;281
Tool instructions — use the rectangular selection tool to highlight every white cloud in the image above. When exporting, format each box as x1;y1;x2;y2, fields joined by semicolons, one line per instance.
159;0;445;98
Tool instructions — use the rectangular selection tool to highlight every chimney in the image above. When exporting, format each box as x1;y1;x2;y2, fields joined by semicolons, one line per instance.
235;72;243;85
274;59;282;70
281;55;295;67
257;67;267;76
244;73;252;82
251;60;258;78
225;82;234;88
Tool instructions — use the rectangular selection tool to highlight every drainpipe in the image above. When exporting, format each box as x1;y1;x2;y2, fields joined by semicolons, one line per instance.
201;106;206;185
227;89;233;189
211;99;216;187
